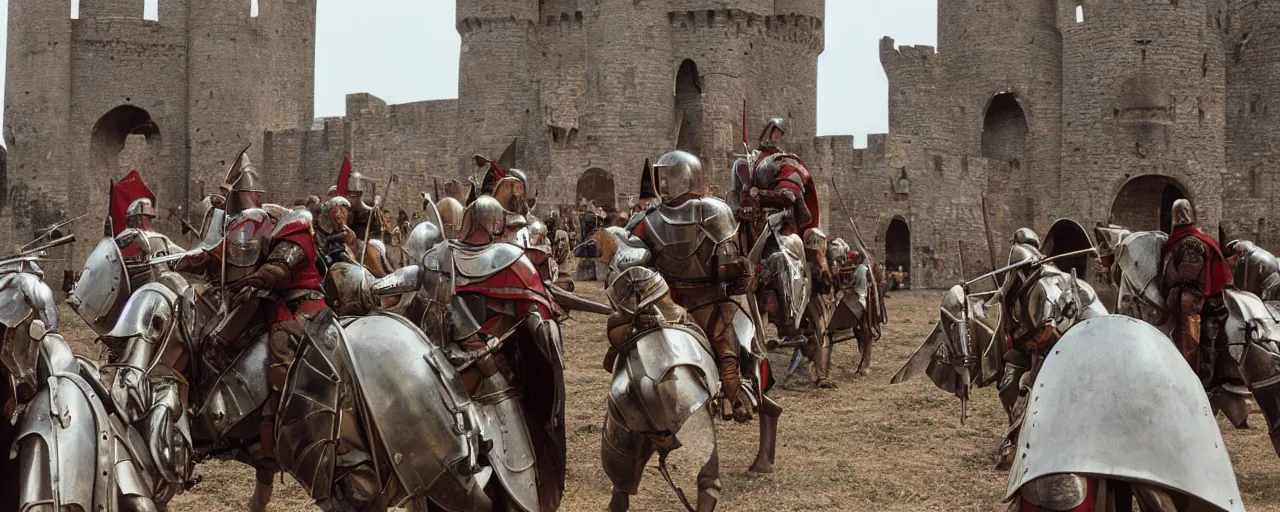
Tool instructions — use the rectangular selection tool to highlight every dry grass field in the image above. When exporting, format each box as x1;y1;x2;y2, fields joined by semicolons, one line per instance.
58;283;1280;511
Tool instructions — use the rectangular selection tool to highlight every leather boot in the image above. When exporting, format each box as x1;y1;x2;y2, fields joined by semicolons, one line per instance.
1176;314;1202;373
748;397;781;473
815;338;837;388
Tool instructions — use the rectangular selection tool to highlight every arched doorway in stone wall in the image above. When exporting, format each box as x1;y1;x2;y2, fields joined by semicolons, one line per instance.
1043;218;1093;279
885;216;911;277
576;168;616;213
1110;175;1188;234
981;93;1028;165
675;59;704;158
91;105;160;173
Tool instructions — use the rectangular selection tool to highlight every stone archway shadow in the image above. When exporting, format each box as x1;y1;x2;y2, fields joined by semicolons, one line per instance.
1110;174;1188;234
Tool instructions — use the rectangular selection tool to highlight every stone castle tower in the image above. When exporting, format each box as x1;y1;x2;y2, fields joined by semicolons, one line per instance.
261;0;826;221
2;0;316;260
825;0;1280;288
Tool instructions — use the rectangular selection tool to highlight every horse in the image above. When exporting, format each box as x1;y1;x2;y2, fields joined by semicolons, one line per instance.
600;269;721;512
96;269;493;511
892;259;1106;427
1094;223;1280;456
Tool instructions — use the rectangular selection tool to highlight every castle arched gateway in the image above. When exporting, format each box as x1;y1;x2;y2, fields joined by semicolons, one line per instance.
576;168;616;213
90;105;160;173
1043;218;1093;279
885;216;911;276
675;59;703;158
1110;175;1188;234
981;92;1028;165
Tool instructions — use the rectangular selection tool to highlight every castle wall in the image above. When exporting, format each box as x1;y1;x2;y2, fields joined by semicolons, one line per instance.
4;0;73;269
819;134;1011;288
1219;0;1280;246
69;11;189;238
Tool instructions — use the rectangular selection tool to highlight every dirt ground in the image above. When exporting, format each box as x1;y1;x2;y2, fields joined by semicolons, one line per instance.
59;284;1280;511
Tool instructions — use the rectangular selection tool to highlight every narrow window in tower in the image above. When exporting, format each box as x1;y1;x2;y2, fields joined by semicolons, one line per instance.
144;0;158;21
251;0;260;18
1076;5;1084;23
71;0;79;19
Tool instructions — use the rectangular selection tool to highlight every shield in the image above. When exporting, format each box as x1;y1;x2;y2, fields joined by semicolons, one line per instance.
69;237;131;335
1006;315;1243;511
769;232;811;330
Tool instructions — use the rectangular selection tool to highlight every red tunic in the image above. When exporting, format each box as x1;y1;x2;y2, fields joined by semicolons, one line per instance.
755;149;820;234
267;217;325;323
1164;226;1232;296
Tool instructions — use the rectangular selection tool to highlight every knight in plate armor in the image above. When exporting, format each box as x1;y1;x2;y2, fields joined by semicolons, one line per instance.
341;170;383;242
374;190;569;510
1160;199;1233;375
1006;316;1244;512
730;118;821;344
1225;239;1280;300
731;118;819;239
991;228;1106;470
116;198;185;285
610;149;781;474
173;153;327;459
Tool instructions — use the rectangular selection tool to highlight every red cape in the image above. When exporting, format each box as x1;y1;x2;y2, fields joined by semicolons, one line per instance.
110;170;155;237
1165;226;1233;296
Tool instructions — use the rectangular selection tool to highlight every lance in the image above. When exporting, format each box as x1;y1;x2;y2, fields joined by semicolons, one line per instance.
956;241;971;425
361;173;397;267
980;194;1000;288
22;214;89;252
962;247;1099;287
0;235;77;266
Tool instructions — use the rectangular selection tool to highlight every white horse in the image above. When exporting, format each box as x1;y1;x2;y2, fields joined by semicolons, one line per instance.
1095;224;1280;455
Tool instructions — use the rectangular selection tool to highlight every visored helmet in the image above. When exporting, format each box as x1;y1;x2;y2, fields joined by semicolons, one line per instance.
225;150;265;216
652;150;700;202
757;117;787;148
1011;227;1041;250
125;198;157;229
458;195;507;246
606;266;671;317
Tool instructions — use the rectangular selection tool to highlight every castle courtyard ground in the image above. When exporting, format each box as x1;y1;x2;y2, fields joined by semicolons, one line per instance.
60;284;1280;511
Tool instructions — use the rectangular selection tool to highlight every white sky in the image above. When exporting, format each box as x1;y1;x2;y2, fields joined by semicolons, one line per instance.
5;1;937;148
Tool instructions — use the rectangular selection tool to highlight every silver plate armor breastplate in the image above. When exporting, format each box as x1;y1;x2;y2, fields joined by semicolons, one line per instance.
640;197;738;284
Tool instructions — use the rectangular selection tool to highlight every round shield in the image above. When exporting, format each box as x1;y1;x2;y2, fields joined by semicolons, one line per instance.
70;237;131;335
1006;315;1244;512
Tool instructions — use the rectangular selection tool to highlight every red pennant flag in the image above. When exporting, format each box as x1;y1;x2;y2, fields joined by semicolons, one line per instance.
110;170;155;237
336;155;353;197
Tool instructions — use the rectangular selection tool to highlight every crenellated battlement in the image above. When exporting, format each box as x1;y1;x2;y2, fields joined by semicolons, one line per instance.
878;37;940;72
540;10;584;29
458;16;536;35
667;9;757;33
762;14;824;52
